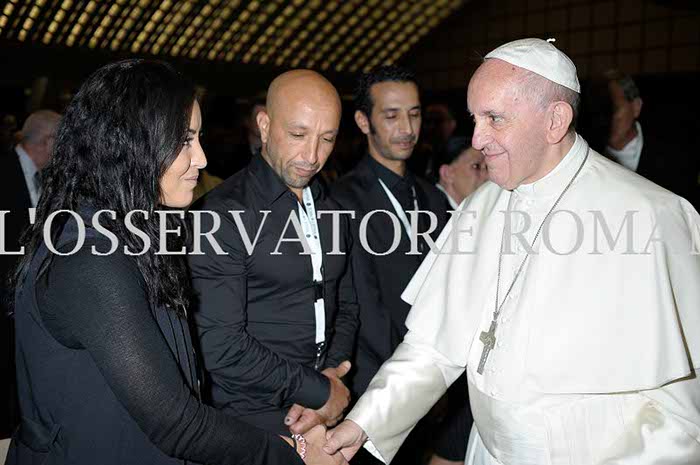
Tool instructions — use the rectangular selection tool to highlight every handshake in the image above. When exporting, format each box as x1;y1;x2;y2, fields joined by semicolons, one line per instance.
282;361;369;464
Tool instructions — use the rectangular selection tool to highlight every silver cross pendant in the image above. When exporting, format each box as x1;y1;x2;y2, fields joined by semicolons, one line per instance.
477;319;498;375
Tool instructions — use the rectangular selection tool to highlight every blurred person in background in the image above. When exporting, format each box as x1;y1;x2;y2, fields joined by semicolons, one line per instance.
0;109;61;438
436;136;488;209
581;69;699;207
411;103;458;181
206;98;266;180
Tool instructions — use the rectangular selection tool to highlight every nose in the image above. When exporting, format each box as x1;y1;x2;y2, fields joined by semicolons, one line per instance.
301;137;320;166
192;145;207;170
398;113;416;137
471;120;491;151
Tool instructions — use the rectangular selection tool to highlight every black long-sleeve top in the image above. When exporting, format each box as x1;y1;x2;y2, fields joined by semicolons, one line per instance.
330;155;449;398
33;238;302;465
188;154;359;434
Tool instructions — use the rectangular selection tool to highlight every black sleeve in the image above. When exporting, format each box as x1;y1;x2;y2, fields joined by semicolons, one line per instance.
188;209;330;409
432;374;473;461
325;216;359;368
38;243;303;465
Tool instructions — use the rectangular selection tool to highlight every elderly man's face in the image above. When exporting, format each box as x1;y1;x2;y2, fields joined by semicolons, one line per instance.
467;60;548;190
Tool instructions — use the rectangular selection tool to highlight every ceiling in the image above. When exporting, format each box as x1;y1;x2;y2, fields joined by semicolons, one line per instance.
0;0;465;74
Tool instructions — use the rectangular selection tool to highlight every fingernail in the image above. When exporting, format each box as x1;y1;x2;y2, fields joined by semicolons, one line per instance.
285;417;291;424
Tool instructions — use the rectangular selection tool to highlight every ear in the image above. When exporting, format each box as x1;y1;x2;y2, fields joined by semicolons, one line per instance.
632;97;643;119
438;163;452;185
545;101;574;145
257;110;271;144
354;110;371;135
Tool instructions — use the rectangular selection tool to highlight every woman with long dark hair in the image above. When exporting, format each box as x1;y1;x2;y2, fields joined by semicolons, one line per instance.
7;59;332;465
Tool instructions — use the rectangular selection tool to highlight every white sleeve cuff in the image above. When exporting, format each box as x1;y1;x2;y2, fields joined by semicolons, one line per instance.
363;439;387;463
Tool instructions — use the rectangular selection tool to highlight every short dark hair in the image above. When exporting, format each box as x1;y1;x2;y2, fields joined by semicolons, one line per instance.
441;136;470;166
354;65;418;117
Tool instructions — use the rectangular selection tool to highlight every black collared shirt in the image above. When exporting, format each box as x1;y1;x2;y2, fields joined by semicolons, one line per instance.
367;155;419;213
188;154;358;435
367;154;434;252
330;154;449;398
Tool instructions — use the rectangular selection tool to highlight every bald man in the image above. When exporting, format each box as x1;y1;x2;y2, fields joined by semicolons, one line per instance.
189;70;359;438
1;109;61;437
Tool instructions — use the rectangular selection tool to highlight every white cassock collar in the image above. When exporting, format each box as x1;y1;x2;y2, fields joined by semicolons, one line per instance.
513;134;587;200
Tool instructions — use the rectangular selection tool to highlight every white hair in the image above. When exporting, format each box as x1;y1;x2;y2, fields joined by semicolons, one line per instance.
20;109;61;144
517;70;580;132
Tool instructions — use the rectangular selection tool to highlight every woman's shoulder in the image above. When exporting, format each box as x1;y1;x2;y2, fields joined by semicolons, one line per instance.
46;235;145;293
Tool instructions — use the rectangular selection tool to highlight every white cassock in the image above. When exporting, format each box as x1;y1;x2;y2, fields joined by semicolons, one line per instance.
346;134;700;465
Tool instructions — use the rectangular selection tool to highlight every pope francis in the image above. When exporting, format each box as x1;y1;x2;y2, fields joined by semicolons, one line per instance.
323;38;700;465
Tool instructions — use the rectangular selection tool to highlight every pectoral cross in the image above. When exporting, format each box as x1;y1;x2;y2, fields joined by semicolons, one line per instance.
477;319;498;375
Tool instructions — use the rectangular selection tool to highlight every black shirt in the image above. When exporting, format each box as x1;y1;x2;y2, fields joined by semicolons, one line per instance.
368;155;419;213
28;236;301;464
330;154;449;397
188;154;359;434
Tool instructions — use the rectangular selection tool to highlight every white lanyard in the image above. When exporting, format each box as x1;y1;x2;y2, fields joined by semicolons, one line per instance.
378;178;418;238
297;187;325;344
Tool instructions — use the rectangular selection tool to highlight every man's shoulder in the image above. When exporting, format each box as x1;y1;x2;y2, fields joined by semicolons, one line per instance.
329;167;374;208
193;168;257;212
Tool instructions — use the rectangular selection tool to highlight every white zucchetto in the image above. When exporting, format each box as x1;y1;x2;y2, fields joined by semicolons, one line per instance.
485;38;581;93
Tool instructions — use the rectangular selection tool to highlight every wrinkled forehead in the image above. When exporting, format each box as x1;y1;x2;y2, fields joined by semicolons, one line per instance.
272;94;341;130
467;60;524;108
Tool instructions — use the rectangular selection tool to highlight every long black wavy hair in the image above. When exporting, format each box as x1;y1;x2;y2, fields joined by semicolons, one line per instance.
14;59;196;312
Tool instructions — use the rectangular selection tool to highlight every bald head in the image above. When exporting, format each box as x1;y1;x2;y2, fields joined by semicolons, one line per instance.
19;109;61;169
266;69;341;119
257;70;341;198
